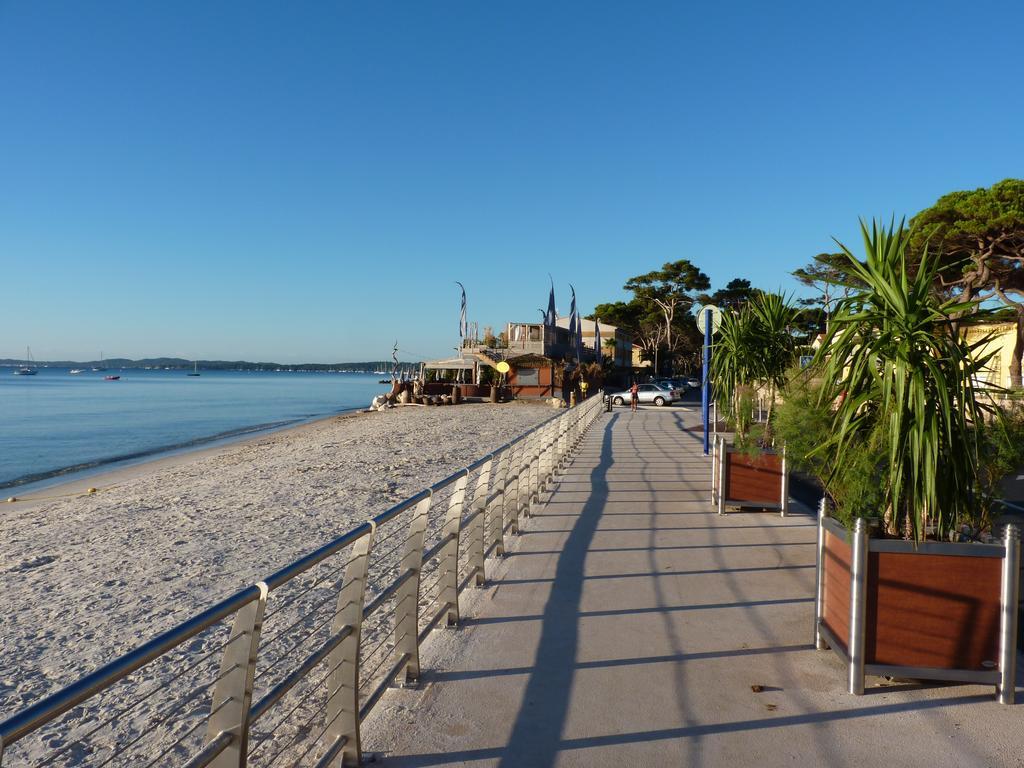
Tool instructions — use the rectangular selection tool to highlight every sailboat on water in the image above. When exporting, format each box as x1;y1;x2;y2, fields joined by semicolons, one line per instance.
187;360;200;377
13;347;37;376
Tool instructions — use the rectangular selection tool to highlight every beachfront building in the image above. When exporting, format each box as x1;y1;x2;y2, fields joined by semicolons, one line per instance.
423;316;625;399
553;317;632;368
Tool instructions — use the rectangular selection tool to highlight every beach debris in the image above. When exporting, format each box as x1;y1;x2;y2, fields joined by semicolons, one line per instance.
87;487;98;494
6;497;16;503
750;684;764;693
10;555;59;572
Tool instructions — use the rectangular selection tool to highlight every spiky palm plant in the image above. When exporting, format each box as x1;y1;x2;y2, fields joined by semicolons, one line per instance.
747;291;798;428
813;219;995;541
710;291;797;440
709;305;758;434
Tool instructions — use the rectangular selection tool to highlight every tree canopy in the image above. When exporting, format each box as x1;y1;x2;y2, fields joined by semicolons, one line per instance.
698;278;755;311
792;252;867;320
909;179;1024;384
622;260;710;373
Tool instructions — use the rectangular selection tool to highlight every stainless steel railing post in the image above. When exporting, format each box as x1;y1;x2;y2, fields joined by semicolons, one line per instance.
397;496;431;684
488;448;510;557
710;435;718;506
440;473;469;625
528;431;543;516
539;422;555;491
507;440;525;534
468;460;491;587
998;522;1021;704
848;518;869;695
814;497;828;650
204;583;268;768
556;414;568;469
716;437;726;515
325;521;377;766
780;446;790;518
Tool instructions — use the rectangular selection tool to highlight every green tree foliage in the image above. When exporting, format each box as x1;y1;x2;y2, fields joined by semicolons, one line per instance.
792;252;867;320
591;299;663;366
622;260;710;373
699;278;755;311
909;179;1024;385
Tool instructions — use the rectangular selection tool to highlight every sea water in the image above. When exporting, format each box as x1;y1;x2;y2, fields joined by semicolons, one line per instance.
0;368;388;490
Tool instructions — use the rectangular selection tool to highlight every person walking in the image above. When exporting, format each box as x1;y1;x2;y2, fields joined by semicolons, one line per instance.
630;381;639;412
579;379;589;400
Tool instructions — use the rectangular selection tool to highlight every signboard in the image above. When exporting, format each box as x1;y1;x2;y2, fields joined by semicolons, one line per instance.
696;304;722;335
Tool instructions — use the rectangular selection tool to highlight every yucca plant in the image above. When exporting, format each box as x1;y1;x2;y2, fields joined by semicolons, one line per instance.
709;291;797;441
709;305;759;436
811;219;996;541
747;291;798;429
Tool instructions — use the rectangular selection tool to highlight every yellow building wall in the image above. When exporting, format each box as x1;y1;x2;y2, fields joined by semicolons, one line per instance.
632;345;651;368
964;322;1017;388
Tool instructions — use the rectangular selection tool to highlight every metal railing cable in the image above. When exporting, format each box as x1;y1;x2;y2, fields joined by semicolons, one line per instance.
0;396;605;767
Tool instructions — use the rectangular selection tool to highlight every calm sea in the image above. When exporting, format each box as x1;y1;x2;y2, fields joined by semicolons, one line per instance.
0;368;388;491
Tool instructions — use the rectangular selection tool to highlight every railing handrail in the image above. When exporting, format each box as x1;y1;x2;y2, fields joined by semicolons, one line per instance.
0;398;601;758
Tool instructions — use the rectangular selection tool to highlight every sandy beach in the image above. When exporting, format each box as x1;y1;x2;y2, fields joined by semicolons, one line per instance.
0;400;553;753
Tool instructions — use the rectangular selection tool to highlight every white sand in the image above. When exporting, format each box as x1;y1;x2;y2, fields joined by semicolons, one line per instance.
0;401;553;763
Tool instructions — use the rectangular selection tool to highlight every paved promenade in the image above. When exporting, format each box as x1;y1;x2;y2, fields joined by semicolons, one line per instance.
365;407;1024;767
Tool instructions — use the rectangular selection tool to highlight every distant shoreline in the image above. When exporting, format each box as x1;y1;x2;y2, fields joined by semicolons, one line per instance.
0;359;422;373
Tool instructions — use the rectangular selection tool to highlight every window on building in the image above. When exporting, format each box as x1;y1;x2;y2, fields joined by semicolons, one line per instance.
517;368;539;385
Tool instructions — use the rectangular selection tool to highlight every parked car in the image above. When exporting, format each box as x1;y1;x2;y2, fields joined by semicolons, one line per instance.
652;378;688;396
609;382;676;407
685;376;701;389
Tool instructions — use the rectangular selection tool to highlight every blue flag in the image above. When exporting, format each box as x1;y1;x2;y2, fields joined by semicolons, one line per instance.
569;284;578;360
455;281;467;339
546;276;557;327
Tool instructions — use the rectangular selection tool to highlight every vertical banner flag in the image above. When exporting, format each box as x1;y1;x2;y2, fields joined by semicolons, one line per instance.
594;318;602;363
455;281;468;339
546;276;557;327
576;309;584;361
569;284;578;360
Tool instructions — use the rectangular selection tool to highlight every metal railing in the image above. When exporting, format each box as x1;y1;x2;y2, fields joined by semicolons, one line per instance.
0;396;605;767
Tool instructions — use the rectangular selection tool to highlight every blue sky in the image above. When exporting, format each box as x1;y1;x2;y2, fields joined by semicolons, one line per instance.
2;1;1021;363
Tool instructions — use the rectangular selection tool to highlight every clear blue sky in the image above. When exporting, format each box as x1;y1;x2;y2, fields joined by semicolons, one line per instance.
2;1;1021;363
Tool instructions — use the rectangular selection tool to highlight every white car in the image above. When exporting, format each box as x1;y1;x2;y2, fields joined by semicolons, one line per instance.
609;383;676;407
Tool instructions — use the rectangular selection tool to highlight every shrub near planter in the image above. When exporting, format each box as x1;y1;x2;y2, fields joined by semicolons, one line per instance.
710;435;789;516
814;508;1021;702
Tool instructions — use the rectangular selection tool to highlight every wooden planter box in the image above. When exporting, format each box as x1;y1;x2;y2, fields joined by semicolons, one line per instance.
710;435;789;515
814;510;1021;702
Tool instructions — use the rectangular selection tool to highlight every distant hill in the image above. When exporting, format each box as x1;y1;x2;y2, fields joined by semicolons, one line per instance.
0;357;421;373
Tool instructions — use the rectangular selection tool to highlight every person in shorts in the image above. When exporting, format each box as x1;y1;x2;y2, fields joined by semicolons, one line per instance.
630;382;639;412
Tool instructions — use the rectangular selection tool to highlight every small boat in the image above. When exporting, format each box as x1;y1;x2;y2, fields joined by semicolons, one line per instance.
13;347;38;376
104;375;120;381
187;360;200;377
69;369;84;375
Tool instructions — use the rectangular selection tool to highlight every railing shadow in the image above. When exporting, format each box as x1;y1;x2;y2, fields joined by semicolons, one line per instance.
492;413;618;768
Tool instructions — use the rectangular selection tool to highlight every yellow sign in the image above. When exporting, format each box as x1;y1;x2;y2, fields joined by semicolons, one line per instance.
496;361;511;373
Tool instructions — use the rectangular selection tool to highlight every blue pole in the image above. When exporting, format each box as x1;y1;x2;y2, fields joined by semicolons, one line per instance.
702;308;712;456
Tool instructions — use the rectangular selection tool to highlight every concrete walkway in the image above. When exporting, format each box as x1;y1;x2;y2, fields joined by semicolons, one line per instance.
364;407;1024;767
